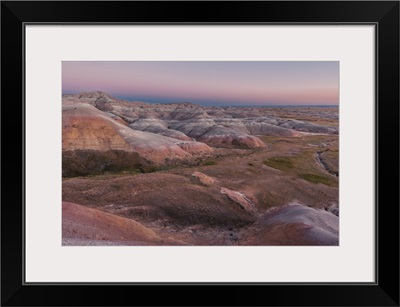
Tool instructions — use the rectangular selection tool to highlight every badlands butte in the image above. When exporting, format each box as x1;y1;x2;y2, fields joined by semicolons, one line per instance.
62;91;339;246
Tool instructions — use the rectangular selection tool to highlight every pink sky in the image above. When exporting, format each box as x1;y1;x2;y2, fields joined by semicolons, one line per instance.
62;61;339;106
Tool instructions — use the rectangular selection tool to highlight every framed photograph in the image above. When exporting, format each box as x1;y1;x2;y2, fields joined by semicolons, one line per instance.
2;1;399;306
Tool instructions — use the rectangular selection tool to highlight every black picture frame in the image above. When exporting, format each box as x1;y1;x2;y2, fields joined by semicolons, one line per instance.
1;1;399;306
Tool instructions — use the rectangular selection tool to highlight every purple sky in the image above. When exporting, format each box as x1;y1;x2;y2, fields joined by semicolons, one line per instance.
62;61;339;106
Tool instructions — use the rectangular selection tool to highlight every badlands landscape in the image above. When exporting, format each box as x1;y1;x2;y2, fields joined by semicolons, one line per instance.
62;91;339;246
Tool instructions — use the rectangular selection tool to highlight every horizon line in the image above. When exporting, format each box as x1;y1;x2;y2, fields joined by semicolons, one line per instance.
62;92;338;108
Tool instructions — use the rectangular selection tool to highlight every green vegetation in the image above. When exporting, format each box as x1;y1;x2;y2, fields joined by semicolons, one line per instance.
62;149;168;177
298;173;333;186
263;157;294;171
140;165;161;173
203;160;217;166
263;149;337;187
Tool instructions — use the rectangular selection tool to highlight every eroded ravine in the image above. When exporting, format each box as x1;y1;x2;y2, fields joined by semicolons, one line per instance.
315;150;338;177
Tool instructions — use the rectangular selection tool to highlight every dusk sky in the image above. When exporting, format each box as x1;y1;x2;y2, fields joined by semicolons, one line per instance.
62;61;339;106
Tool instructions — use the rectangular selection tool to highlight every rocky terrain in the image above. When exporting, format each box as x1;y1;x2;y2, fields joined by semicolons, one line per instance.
62;91;339;245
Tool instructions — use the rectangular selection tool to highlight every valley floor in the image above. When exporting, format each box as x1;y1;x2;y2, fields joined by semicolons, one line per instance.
63;133;339;246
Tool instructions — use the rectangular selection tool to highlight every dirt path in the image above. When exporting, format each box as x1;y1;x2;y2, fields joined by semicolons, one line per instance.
314;151;338;177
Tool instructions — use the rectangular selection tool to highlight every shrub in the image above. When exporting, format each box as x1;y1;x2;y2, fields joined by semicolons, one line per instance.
62;150;152;177
203;160;217;166
263;157;294;171
298;173;333;186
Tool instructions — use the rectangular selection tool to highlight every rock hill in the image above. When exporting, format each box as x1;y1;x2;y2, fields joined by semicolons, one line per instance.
62;92;338;176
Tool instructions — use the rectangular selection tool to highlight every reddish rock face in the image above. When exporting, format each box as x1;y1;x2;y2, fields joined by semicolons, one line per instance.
197;133;266;149
62;91;338;167
244;203;339;245
62;201;160;243
62;201;184;245
175;141;215;155
192;171;216;186
62;103;213;164
63;104;132;151
220;187;256;212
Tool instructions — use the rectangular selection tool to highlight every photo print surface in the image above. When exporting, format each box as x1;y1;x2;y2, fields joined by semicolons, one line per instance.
62;61;339;246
